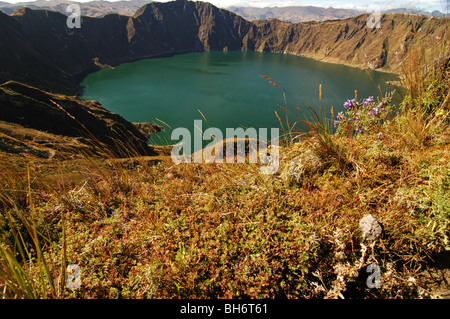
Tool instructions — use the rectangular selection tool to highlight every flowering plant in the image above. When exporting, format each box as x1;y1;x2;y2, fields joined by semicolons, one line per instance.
334;92;394;139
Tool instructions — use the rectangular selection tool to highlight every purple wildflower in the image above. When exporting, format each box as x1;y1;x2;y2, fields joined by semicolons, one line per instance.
369;107;379;116
355;117;361;123
378;132;383;140
337;112;345;120
378;102;385;111
356;127;364;134
334;121;340;127
364;96;374;108
344;99;355;110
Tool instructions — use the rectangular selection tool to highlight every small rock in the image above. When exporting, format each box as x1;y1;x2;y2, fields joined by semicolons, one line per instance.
286;149;325;185
359;214;383;241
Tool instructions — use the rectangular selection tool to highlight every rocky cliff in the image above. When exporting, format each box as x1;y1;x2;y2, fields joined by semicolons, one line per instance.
0;81;158;158
249;14;447;70
1;0;447;96
0;9;78;95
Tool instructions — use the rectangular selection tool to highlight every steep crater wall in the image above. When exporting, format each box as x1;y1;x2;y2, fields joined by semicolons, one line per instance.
0;0;447;95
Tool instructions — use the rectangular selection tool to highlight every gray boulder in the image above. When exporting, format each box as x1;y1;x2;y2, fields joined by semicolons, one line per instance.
359;214;383;241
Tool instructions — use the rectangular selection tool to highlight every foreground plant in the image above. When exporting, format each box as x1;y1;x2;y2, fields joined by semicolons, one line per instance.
334;92;395;139
0;164;67;299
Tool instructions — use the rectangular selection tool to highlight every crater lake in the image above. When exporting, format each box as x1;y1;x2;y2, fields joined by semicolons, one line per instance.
80;51;398;147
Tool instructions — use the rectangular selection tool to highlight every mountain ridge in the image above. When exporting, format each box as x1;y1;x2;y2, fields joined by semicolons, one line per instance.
0;0;448;96
227;5;446;23
0;0;445;20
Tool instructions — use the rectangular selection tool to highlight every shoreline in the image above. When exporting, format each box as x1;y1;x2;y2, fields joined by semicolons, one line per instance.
260;48;401;76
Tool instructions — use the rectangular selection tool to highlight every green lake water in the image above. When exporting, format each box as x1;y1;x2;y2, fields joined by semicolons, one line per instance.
81;51;398;147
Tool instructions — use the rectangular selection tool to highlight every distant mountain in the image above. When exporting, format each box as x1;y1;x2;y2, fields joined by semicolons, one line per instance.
384;8;445;17
0;0;151;17
227;6;364;23
0;1;445;21
227;6;445;23
431;10;446;17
